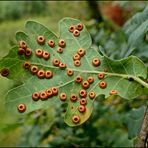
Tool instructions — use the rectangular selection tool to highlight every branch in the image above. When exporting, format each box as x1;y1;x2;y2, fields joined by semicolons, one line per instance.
86;0;103;22
135;106;148;147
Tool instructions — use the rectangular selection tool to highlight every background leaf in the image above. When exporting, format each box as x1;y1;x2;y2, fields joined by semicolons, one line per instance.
123;5;148;64
125;106;146;139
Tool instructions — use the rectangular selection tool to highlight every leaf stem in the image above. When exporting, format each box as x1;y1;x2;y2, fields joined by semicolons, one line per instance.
32;63;148;89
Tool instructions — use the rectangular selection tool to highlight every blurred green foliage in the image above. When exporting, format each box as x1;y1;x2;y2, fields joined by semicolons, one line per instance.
0;1;147;147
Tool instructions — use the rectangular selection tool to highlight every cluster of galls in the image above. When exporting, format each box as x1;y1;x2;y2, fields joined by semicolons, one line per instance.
23;61;53;79
73;48;85;67
68;23;83;37
17;87;58;113
32;87;58;101
18;41;32;57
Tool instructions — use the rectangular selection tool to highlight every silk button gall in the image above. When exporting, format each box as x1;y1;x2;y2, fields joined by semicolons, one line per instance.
1;68;9;77
79;89;87;98
98;73;105;79
74;60;81;67
92;58;101;67
76;23;83;31
73;54;81;61
57;47;63;53
80;98;87;105
89;91;96;99
87;76;94;84
17;103;26;113
35;48;43;57
43;51;50;60
70;94;78;102
75;76;82;83
59;62;66;70
23;61;31;69
99;81;107;89
67;69;74;76
48;40;55;47
53;59;60;67
77;48;85;57
78;105;86;113
109;90;118;95
31;65;39;74
46;88;53;97
82;81;90;89
58;39;66;48
37;35;45;45
59;93;67;101
73;29;80;37
45;70;53;79
25;48;32;57
18;48;25;55
32;92;40;101
51;87;58;96
40;91;48;100
72;115;80;124
37;70;45;79
69;25;75;33
19;40;27;49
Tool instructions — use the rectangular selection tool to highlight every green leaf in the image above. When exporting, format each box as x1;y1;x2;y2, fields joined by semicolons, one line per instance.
125;106;146;139
0;18;148;126
123;5;148;63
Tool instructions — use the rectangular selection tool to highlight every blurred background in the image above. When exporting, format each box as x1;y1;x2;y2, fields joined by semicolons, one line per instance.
0;1;148;147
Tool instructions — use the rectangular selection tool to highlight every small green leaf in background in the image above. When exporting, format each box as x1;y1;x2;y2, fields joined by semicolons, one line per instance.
0;18;148;126
125;106;146;139
123;5;148;63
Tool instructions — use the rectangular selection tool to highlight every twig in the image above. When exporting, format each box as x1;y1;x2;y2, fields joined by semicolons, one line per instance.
135;106;148;147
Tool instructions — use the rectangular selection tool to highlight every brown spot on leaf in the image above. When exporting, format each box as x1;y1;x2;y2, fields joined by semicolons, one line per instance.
1;68;9;77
